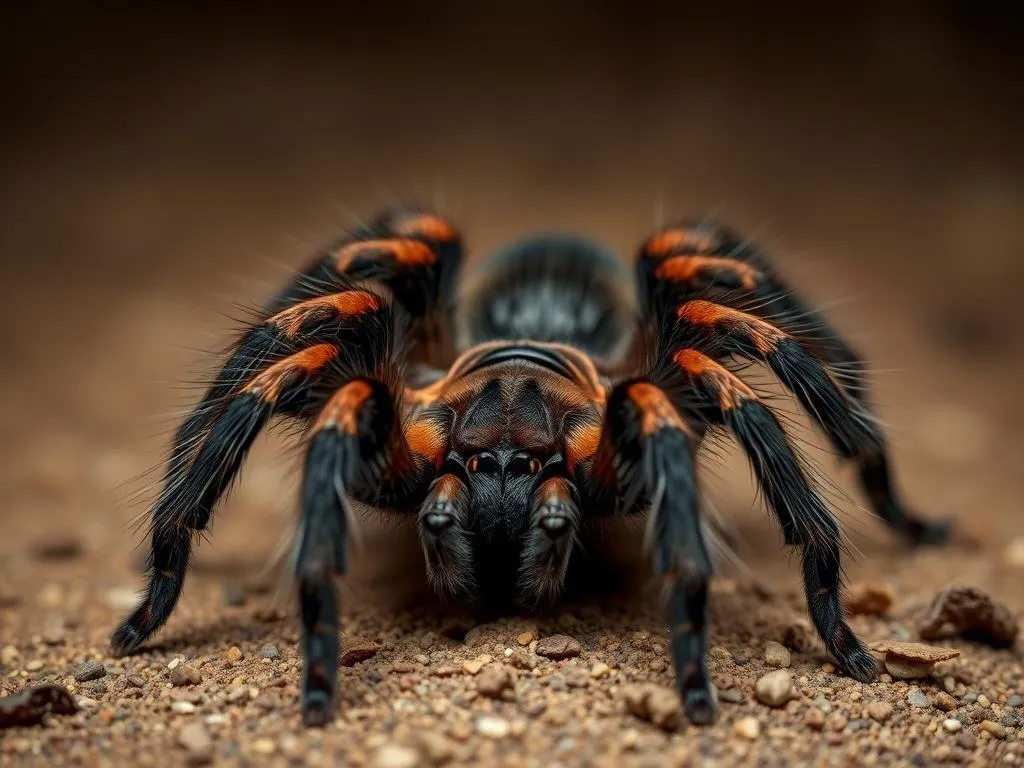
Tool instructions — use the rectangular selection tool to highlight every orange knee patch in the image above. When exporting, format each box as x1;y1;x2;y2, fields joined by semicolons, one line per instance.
244;344;338;399
655;255;761;291
627;382;687;436
674;349;756;410
314;380;374;434
392;213;458;243
334;239;436;273
644;228;721;258
676;300;786;354
269;291;380;337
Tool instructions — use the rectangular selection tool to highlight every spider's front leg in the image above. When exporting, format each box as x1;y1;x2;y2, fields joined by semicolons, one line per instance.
295;378;443;725
580;380;715;724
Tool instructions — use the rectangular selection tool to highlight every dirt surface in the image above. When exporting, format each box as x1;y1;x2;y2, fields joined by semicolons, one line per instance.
2;7;1024;767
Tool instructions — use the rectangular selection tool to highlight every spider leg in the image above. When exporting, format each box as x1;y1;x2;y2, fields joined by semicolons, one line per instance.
295;378;441;726
660;349;877;682
112;342;344;655
579;381;714;724
636;224;950;545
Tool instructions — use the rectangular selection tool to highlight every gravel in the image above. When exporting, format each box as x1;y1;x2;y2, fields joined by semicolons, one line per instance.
535;634;582;660
72;660;106;682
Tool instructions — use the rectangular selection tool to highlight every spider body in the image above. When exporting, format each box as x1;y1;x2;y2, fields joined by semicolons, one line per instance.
111;207;951;726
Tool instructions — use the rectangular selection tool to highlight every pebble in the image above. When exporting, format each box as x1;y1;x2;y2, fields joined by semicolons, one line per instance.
933;692;958;711
225;647;243;663
171;701;198;714
1;645;20;665
918;585;1018;648
26;659;44;672
476;715;511;739
475;664;514;698
866;701;893;723
260;644;281;660
956;731;977;750
1007;695;1024;707
507;650;536;670
340;638;380;666
516;632;534;647
535;634;582;660
169;664;202;687
804;708;825;730
104;587;140;611
30;534;84;561
733;717;760;740
252;738;275;755
373;744;419;768
620;684;682;731
41;623;66;645
719;688;744;704
980;720;1008;739
977;694;991;708
763;641;791;668
177;722;213;764
590;662;610;679
943;718;963;733
907;688;930;708
418;732;455;764
73;660;106;683
755;671;795;707
844;582;895;616
562;664;590;688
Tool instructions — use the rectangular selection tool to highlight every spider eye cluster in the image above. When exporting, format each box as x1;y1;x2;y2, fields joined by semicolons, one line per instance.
466;451;542;476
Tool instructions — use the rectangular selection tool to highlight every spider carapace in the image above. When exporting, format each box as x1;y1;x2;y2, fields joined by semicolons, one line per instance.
111;206;951;726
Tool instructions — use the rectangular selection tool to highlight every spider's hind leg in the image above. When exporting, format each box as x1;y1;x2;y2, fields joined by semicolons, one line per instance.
636;221;951;546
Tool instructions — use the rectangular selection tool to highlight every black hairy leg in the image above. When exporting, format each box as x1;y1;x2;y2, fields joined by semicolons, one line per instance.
660;349;877;681
517;474;582;606
295;377;435;726
637;224;951;546
581;380;715;724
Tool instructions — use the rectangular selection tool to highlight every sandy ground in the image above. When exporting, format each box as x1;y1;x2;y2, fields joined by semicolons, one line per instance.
2;7;1024;767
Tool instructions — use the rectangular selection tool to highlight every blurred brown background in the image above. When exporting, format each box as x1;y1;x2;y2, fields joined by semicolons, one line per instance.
1;2;1022;614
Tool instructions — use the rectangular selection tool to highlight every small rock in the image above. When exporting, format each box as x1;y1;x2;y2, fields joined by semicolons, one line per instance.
733;717;760;740
719;688;744;704
620;684;683;731
844;582;895;616
225;647;243;663
30;535;83;561
943;718;963;733
252;738;275;755
171;701;198;714
865;701;893;723
26;660;44;672
562;664;589;688
462;659;485;675
980;720;1008;739
340;638;380;666
826;713;848;732
418;731;455;764
260;644;281;660
755;670;795;707
73;660;106;683
104;587;140;611
41;623;66;646
918;585;1018;648
535;634;582;660
475;664;514;698
590;662;610;679
177;722;213;764
1;645;20;665
126;674;145;688
516;632;534;647
476;715;511;739
373;744;420;768
977;694;991;708
782;619;817;652
868;639;961;679
1007;695;1024;708
764;641;791;668
1003;537;1024;568
933;692;958;712
908;687;930;708
508;650;537;670
169;664;202;687
955;731;977;750
804;708;826;730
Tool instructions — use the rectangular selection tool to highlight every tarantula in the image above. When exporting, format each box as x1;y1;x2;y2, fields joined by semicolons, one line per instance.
111;207;950;726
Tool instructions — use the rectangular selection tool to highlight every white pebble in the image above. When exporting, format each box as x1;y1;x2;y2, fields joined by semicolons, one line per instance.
733;716;761;740
373;744;420;768
943;718;963;733
476;715;511;739
171;701;197;714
